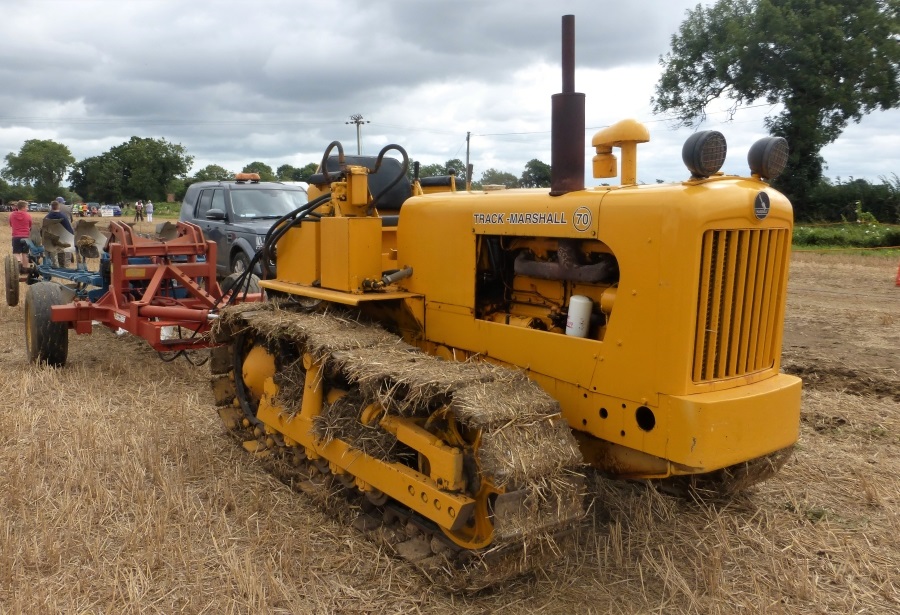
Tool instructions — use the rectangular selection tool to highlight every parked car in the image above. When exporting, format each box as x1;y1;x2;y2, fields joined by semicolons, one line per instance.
179;174;308;277
98;204;122;217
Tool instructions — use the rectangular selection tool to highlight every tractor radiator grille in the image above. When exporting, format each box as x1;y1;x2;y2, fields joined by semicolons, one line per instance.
692;228;790;383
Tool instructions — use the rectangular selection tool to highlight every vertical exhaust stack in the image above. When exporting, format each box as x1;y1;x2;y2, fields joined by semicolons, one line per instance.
550;15;585;196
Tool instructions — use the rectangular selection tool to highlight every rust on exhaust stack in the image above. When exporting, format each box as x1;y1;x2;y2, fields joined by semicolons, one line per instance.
550;15;585;196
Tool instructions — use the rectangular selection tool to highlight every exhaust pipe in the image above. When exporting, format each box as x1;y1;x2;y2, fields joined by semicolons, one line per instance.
550;15;585;196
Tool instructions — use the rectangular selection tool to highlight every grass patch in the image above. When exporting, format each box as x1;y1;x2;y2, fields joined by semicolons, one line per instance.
793;223;900;249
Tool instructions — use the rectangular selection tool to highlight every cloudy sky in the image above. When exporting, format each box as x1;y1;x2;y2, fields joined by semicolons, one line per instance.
2;0;898;187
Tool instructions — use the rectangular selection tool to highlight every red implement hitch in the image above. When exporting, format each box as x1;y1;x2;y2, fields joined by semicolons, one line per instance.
51;221;259;352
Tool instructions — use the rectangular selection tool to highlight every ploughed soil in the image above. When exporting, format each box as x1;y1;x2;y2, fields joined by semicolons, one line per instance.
0;216;897;614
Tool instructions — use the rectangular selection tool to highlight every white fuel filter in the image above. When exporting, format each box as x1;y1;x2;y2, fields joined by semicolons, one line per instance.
565;295;592;337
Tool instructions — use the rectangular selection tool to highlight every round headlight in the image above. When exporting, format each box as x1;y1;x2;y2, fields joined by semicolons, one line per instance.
748;137;789;180
682;130;727;178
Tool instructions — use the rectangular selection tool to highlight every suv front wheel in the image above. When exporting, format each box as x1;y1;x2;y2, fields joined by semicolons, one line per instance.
230;251;251;275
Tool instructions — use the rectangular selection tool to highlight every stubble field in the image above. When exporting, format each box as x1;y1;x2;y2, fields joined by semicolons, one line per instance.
0;216;897;614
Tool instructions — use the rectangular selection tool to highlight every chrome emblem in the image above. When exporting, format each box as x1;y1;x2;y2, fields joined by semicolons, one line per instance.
754;192;770;220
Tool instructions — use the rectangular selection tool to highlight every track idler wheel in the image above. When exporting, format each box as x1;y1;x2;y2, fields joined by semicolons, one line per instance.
232;332;277;425
420;409;502;550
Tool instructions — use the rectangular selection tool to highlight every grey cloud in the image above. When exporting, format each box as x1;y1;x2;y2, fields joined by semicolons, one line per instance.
0;0;895;186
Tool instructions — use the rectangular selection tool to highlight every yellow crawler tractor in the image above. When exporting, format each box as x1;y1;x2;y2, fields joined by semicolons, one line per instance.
210;15;800;589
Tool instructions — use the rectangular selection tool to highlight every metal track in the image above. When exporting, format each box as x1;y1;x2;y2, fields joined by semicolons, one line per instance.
208;302;586;592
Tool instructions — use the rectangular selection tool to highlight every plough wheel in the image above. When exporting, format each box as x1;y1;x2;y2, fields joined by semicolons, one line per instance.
24;282;69;367
5;254;20;307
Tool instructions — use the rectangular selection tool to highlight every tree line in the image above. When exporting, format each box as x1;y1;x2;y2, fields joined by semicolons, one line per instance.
0;136;554;207
0;137;192;206
3;135;898;223
3;0;897;222
263;157;553;190
196;156;552;190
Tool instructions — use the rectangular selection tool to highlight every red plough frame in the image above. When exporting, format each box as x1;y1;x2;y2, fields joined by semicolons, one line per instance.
52;221;259;352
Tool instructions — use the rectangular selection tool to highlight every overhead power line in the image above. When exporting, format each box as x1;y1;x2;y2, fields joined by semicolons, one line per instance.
0;117;338;126
475;102;778;137
0;102;777;134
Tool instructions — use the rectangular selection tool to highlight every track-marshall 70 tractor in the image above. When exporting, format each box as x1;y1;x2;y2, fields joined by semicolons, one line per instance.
210;16;801;589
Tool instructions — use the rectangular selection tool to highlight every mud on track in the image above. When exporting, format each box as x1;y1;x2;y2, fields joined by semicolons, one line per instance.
0;217;897;614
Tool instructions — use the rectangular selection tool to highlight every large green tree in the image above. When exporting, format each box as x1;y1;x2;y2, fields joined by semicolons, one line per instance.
242;161;276;182
412;158;468;183
418;162;449;178
276;164;297;181
295;162;318;182
69;155;124;203
519;159;552;188
113;137;193;201
275;163;318;182
480;168;519;189
69;137;192;202
652;0;900;217
2;139;75;202
0;177;32;204
444;158;466;183
194;164;233;181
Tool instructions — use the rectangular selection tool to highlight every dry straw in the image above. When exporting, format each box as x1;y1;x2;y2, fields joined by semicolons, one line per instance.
217;302;585;551
1;217;898;613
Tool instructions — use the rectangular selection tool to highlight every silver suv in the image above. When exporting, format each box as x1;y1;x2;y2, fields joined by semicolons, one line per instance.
179;174;308;277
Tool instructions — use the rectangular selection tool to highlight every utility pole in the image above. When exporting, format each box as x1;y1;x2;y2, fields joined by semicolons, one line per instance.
345;114;369;155
465;131;471;190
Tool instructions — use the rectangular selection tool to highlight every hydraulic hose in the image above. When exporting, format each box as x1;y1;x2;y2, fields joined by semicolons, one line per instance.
368;144;409;214
218;142;409;305
218;193;332;308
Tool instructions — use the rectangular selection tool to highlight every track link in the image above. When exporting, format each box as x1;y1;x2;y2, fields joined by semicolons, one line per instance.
208;301;586;592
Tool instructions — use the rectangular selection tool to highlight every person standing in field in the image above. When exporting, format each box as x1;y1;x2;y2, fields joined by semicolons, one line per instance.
56;196;74;223
45;200;76;267
45;200;75;235
9;200;33;272
134;200;144;222
145;199;154;223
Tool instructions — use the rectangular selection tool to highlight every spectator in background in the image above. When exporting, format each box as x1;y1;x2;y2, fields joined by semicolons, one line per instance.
46;200;75;235
145;199;154;223
55;196;74;223
9;200;33;272
134;199;144;222
45;200;76;267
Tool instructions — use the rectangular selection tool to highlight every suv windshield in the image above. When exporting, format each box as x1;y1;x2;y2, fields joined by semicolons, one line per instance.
231;189;307;219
